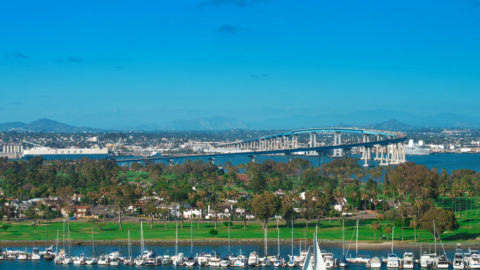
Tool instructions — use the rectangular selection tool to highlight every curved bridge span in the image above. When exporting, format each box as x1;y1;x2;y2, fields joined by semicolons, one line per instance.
117;128;408;166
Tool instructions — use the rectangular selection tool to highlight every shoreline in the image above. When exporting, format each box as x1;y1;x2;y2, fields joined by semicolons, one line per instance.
1;239;479;249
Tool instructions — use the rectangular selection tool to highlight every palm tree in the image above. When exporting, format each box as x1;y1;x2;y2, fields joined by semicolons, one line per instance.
236;196;251;229
144;198;157;229
370;221;381;241
410;217;418;242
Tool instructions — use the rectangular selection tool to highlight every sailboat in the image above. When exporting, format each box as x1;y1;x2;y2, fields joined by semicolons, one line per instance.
274;227;285;267
134;221;146;266
349;220;370;264
302;247;313;270
172;220;185;266
62;221;73;264
288;220;297;267
313;229;327;270
54;222;66;264
43;228;57;261
260;225;272;266
453;244;465;269
185;219;196;267
434;221;450;269
386;227;399;268
339;219;349;268
85;226;97;264
123;230;134;265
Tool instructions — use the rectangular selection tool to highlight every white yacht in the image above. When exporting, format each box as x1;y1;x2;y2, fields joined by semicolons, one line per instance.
248;251;259;266
386;253;400;268
109;257;121;266
420;252;435;268
197;252;212;266
368;257;382;268
468;250;480;269
234;253;247;267
209;252;221;267
17;251;28;260
85;257;98;265
322;252;335;268
161;255;172;265
287;255;297;267
185;257;197;267
453;247;465;269
403;252;414;269
274;257;286;267
220;258;231;267
98;255;110;265
172;252;185;266
73;254;86;265
436;254;450;269
62;256;73;264
31;248;41;260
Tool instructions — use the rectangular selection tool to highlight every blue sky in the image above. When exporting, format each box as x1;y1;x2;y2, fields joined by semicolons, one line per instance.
1;0;480;129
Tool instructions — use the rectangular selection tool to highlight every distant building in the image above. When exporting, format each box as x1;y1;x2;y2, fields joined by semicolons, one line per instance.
73;206;91;219
0;143;23;159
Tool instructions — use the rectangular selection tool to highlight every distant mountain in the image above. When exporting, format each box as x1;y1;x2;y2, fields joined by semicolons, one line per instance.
0;118;101;132
247;110;480;130
368;119;416;131
165;117;249;130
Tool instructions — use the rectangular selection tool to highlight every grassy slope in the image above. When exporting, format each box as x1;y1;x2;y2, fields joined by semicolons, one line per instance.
1;216;478;243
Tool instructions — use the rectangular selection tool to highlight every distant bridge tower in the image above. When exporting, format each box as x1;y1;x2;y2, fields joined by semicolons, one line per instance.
332;132;343;157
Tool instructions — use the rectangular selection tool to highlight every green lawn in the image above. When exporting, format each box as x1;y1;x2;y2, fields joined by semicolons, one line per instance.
1;218;479;243
118;171;151;183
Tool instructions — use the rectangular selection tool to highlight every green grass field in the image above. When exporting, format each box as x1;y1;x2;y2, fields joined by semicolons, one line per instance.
1;216;479;243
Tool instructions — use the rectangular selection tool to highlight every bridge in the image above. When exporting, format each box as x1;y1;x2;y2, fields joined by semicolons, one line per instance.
116;128;408;167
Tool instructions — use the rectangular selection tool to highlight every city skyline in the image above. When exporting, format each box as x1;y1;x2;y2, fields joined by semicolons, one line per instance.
2;0;480;129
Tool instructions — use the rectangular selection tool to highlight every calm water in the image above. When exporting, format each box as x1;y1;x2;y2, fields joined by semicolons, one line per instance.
1;244;477;270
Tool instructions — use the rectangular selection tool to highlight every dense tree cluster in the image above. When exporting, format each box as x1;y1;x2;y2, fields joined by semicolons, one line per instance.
0;156;477;238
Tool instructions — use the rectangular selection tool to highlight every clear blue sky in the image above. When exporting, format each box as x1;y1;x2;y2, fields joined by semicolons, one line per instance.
1;0;480;129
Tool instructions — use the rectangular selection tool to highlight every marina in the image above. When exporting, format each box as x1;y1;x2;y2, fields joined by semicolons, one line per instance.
1;243;480;269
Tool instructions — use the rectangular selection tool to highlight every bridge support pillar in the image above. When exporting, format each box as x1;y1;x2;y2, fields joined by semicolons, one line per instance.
398;143;406;163
308;132;317;156
379;146;389;166
332;132;343;157
361;135;372;167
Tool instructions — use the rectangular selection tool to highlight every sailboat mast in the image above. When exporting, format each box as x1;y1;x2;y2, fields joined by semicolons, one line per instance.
277;227;280;257
63;219;65;250
391;226;394;253
56;229;59;254
433;220;437;254
140;221;145;255
356;219;359;256
175;220;178;256
228;221;231;254
190;218;193;257
291;219;294;257
68;221;71;256
128;230;131;259
264;225;268;257
92;225;95;257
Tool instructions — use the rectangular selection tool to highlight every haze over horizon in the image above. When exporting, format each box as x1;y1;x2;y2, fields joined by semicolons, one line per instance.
2;0;480;129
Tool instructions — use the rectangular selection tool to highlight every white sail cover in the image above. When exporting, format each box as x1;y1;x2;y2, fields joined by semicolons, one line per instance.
314;234;327;270
302;247;312;270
